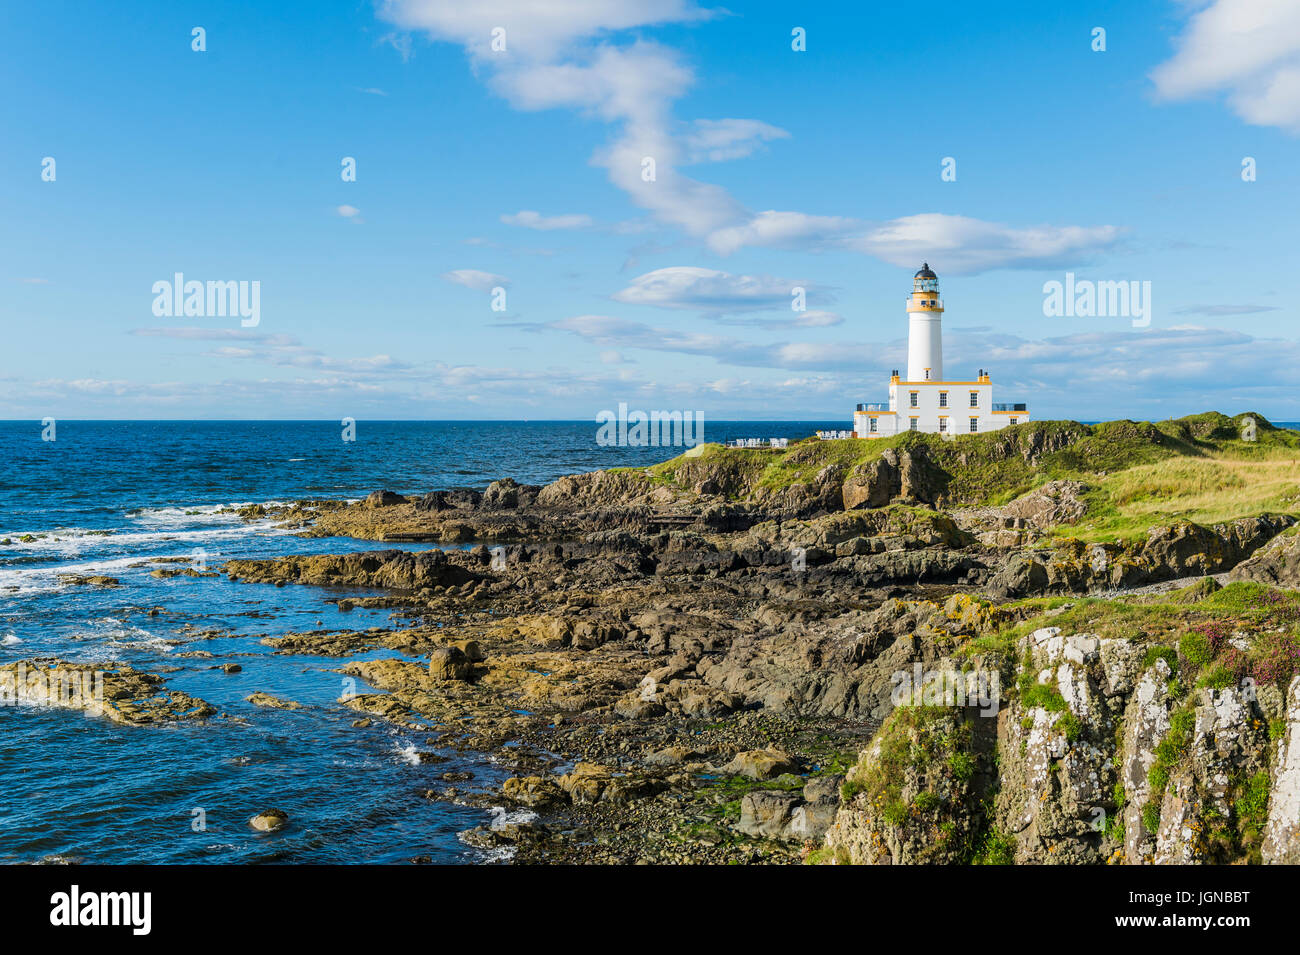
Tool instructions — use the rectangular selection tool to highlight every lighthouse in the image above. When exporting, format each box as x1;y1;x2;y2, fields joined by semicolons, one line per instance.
907;263;944;382
851;265;1030;439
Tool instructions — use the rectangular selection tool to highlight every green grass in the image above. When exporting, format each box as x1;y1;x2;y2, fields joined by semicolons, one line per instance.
1179;631;1214;667
634;411;1300;544
1142;800;1162;835
1018;676;1083;742
969;828;1017;865
1148;708;1195;794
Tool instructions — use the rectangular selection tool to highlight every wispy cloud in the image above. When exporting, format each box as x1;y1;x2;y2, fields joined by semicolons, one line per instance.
442;269;510;291
380;1;1121;273
130;327;414;377
500;209;593;230
717;310;844;330
1151;0;1300;132
681;118;789;163
611;266;824;314
1174;303;1280;316
12;321;1300;420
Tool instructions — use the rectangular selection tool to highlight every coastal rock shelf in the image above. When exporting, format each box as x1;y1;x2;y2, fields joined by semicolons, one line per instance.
0;659;217;725
195;411;1300;864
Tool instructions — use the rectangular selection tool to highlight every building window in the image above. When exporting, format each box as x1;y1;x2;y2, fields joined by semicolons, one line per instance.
909;392;918;408
969;391;979;408
924;368;930;380
909;418;918;432
939;392;947;408
869;417;878;433
970;417;978;433
938;418;947;433
1009;417;1018;425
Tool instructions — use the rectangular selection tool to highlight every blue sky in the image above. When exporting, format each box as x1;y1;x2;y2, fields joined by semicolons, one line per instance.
3;0;1299;421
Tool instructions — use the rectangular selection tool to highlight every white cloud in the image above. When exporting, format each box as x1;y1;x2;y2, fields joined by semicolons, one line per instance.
549;313;864;370
500;209;593;230
706;210;859;256
442;269;510;290
681;118;789;163
707;211;1121;271
850;214;1124;273
130;327;413;376
377;0;715;61
1174;303;1280;316
336;205;362;222
611;266;819;313
380;1;1121;275
791;310;843;328
708;309;845;330
1151;0;1300;131
17;320;1300;421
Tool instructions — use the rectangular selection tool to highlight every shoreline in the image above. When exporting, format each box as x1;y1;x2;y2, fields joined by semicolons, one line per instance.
8;412;1300;864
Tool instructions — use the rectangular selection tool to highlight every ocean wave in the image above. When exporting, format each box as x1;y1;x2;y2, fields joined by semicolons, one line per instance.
127;501;293;527
0;499;296;552
0;548;228;598
0;523;295;565
487;805;538;831
88;616;175;652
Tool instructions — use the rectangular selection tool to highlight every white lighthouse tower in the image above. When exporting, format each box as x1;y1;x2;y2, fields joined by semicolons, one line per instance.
851;265;1030;439
906;263;944;382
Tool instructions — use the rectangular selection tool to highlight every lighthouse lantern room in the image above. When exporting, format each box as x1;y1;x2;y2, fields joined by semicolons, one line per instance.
853;265;1029;439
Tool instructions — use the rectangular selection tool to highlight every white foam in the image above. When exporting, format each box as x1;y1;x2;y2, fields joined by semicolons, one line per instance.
487;805;538;830
88;616;174;652
1;499;297;558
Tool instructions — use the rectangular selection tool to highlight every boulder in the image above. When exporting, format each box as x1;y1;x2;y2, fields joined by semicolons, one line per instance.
842;451;900;510
482;478;522;509
898;447;947;502
249;809;289;832
448;638;485;662
722;748;800;780
736;785;840;842
987;552;1049;598
502;776;564;808
558;763;613;804
365;490;407;507
1230;529;1300;588
428;646;472;682
736;790;802;839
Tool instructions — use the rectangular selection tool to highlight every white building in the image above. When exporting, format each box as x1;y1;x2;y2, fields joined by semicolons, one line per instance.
852;265;1029;439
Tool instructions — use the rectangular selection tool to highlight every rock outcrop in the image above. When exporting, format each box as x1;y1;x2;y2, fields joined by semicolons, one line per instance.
822;622;1292;865
0;659;216;725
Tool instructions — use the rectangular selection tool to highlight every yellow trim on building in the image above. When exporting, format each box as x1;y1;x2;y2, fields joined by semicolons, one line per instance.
896;380;990;386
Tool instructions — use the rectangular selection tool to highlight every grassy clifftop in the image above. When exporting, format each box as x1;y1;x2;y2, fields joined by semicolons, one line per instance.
639;412;1300;542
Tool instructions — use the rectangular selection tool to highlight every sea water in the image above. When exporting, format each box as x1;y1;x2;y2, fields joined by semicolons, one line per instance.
0;420;837;863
